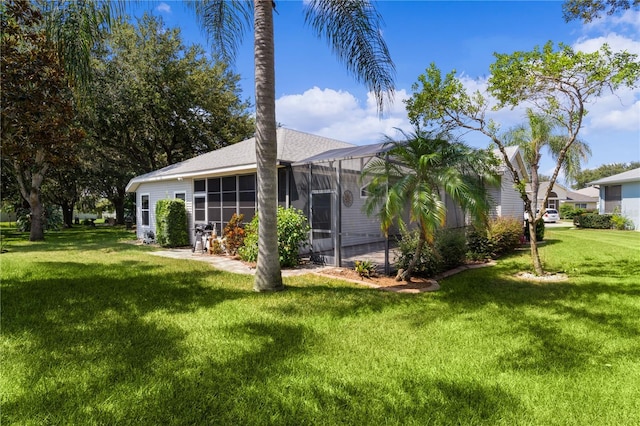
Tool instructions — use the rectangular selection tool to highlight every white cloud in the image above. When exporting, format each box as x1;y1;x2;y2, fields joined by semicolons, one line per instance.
156;2;172;14
573;33;640;54
275;87;412;144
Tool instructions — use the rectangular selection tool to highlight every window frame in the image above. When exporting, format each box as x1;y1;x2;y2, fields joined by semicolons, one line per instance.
140;193;150;227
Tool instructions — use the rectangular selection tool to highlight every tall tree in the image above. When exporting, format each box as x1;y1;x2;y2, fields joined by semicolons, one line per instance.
191;0;395;291
406;42;639;275
362;128;498;282
80;15;254;224
1;0;84;241
562;0;639;22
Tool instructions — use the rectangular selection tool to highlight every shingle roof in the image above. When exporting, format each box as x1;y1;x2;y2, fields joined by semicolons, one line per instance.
589;167;640;185
126;128;355;192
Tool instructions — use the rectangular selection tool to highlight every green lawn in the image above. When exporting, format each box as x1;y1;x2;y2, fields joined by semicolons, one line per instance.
1;227;639;425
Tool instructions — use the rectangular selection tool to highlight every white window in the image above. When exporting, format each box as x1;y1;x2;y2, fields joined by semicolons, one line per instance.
360;183;371;198
175;192;186;201
141;194;150;226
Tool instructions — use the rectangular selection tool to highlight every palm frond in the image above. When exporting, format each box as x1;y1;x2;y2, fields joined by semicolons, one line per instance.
189;0;252;62
304;0;395;114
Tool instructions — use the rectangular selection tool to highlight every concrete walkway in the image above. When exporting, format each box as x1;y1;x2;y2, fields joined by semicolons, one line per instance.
150;248;329;276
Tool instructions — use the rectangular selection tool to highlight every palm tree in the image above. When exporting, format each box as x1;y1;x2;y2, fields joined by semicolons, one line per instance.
362;128;498;282
504;109;591;274
191;0;396;291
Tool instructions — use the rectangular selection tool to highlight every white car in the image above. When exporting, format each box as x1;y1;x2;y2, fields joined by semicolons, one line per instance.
541;208;560;223
524;209;560;223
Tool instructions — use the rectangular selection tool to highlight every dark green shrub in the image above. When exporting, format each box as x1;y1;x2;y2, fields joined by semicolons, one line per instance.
238;206;311;267
435;228;467;271
466;226;493;261
535;219;545;242
574;213;612;229
395;230;441;278
155;199;188;247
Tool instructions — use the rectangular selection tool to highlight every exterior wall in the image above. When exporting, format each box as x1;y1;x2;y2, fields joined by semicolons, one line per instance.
499;173;525;220
559;200;597;211
135;180;193;241
487;180;501;218
598;182;640;231
621;182;640;230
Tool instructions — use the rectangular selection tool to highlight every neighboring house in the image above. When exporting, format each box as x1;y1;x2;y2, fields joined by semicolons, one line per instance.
526;181;598;211
589;167;640;231
126;128;530;265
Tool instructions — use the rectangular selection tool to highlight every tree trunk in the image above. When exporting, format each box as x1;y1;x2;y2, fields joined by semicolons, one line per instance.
528;219;544;275
61;201;74;228
253;0;283;292
29;186;45;241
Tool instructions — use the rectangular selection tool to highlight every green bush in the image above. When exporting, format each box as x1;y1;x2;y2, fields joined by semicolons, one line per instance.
16;206;62;232
467;216;527;260
435;228;468;271
574;213;612;229
559;204;585;219
535;219;545;242
155;199;188;247
395;230;441;278
238;206;311;267
489;216;523;255
395;228;467;278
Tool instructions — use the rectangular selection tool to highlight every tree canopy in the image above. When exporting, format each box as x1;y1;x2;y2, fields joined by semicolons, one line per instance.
405;42;639;275
562;0;639;22
1;0;85;240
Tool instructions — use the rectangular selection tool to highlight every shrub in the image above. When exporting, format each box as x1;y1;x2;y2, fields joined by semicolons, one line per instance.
435;228;467;271
223;213;245;256
535;219;545;242
16;206;62;232
467;216;527;260
559;204;585;219
354;260;378;278
155;199;189;247
488;216;523;255
574;213;612;229
395;230;441;278
238;206;311;268
395;228;466;278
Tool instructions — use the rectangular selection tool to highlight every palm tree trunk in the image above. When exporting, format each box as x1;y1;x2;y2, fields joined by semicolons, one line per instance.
397;233;425;282
253;0;283;292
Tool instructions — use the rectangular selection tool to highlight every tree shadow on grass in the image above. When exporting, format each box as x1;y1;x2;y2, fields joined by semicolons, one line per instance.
1;258;252;424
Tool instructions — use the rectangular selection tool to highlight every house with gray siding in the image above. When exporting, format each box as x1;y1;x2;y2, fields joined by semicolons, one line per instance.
589;167;640;231
126;129;529;265
487;146;528;222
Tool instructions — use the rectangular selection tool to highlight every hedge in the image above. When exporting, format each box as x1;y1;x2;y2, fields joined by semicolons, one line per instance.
574;213;613;229
155;199;189;247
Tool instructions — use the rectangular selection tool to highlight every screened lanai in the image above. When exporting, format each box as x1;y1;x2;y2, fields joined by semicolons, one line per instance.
289;142;401;273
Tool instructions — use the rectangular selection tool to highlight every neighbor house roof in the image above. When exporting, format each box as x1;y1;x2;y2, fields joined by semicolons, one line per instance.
588;167;640;185
126;128;355;192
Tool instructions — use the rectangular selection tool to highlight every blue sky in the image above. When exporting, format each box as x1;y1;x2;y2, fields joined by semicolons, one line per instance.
127;1;640;180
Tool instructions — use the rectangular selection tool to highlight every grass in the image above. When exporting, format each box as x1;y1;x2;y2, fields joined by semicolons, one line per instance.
1;226;639;425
